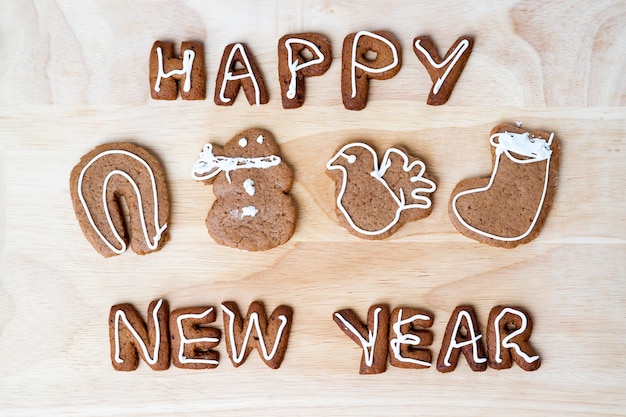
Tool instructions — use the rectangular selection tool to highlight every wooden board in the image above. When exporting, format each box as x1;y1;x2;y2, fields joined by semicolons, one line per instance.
1;1;625;415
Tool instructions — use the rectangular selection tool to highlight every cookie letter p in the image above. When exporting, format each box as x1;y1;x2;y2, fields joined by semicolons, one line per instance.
341;31;401;110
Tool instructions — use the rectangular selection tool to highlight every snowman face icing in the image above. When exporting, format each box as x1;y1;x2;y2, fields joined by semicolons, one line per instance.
226;134;279;159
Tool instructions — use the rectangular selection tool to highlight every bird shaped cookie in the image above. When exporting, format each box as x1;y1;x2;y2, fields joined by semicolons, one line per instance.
326;142;436;239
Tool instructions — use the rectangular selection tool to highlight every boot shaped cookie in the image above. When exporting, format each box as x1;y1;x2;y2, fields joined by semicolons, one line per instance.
192;128;296;251
449;124;560;248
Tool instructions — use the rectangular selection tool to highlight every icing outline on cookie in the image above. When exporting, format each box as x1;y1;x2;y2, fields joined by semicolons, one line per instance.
218;43;262;106
441;309;487;368
191;143;281;184
175;307;220;366
451;131;555;242
77;150;168;255
221;304;289;364
113;299;164;365
389;309;432;367
414;38;470;96
154;47;195;93
327;142;436;236
350;31;400;99
493;307;540;365
334;307;382;367
285;38;326;99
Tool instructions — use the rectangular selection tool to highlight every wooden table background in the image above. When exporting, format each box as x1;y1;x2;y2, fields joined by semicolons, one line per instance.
1;1;625;415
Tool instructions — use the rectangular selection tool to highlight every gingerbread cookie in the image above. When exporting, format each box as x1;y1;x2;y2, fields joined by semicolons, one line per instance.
170;306;221;370
327;142;436;239
333;304;390;374
70;142;170;257
149;41;206;100
486;306;541;371
389;307;434;369
449;123;560;248
436;305;487;373
109;299;170;371
341;30;401;110
191;128;296;251
278;33;332;109
221;301;293;369
214;43;268;106
413;36;473;105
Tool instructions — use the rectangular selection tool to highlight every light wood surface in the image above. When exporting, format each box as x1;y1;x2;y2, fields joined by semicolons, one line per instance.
1;1;625;415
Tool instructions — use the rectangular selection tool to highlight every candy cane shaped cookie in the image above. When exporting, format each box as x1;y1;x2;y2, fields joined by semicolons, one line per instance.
70;142;170;257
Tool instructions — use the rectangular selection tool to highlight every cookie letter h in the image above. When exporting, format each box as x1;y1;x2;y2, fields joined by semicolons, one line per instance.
150;41;206;100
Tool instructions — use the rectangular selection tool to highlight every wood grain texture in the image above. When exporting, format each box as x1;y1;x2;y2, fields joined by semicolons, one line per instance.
1;1;625;415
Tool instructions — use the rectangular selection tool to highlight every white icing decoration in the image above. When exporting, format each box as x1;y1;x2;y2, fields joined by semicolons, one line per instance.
442;309;487;367
285;38;326;99
256;135;264;144
218;43;261;106
238;138;248;147
334;307;382;367
327;143;436;236
389;309;432;367
243;179;255;196
154;47;195;93
451;131;555;242
176;307;219;365
221;304;289;364
77;150;167;255
493;308;540;364
413;38;470;95
114;299;163;365
192;143;281;184
241;206;258;218
350;31;399;99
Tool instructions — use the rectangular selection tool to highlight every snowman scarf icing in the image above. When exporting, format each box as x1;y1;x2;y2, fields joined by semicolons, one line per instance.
192;138;281;184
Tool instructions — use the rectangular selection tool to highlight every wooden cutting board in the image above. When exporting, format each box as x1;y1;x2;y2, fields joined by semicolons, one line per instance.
1;1;625;415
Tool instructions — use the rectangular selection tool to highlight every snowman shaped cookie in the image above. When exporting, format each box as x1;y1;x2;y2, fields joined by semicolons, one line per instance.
192;128;296;251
